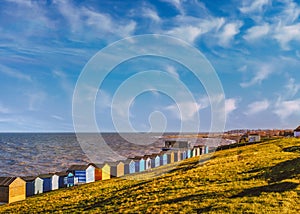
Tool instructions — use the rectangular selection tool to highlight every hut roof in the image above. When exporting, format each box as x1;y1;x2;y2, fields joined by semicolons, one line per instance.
89;163;107;168
0;177;18;187
105;161;124;166
21;176;37;182
67;165;89;171
294;126;300;131
55;171;68;177
123;159;134;164
39;174;54;179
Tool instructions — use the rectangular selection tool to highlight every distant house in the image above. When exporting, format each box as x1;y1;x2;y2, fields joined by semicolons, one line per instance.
124;159;136;174
67;165;95;184
106;161;124;178
0;177;26;203
22;176;43;197
294;126;300;137
248;134;261;143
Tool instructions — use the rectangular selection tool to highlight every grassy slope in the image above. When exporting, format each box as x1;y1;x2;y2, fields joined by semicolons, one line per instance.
1;138;300;213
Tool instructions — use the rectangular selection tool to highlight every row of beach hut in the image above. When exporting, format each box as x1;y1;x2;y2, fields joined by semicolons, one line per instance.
0;144;208;204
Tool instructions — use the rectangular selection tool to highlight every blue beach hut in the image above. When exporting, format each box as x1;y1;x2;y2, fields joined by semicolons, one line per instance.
124;159;136;174
39;174;53;192
159;152;167;166
67;165;95;184
22;176;43;197
150;154;160;168
129;156;145;172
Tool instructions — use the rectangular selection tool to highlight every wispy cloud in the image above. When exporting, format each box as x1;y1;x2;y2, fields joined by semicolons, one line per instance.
54;0;136;40
165;65;179;79
0;103;11;114
0;64;31;81
240;64;273;88
166;16;225;43
142;7;161;22
285;77;300;98
273;99;300;119
243;24;270;41
239;0;269;14
225;98;237;116
165;101;201;121
274;23;300;50
246;100;269;115
218;21;243;47
51;115;64;121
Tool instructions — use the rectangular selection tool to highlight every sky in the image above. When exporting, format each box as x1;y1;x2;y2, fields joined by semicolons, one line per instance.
0;0;300;132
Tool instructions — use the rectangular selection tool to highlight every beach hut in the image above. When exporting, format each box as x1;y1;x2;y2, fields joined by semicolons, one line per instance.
159;152;168;166
129;156;145;172
180;150;187;160
166;150;175;164
150;154;160;168
106;161;124;178
39;173;59;192
91;163;111;180
173;150;180;162
193;146;201;156
144;156;152;170
55;172;75;188
22;176;43;197
0;177;26;203
67;164;95;184
124;159;136;174
187;149;192;158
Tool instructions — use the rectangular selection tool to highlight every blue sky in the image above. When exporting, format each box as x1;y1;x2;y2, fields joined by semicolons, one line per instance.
0;0;300;132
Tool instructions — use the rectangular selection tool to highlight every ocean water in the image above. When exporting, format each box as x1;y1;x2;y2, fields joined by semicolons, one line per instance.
0;133;234;177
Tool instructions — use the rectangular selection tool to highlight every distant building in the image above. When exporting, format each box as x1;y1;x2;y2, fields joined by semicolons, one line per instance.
163;140;192;150
248;134;261;143
294;126;300;137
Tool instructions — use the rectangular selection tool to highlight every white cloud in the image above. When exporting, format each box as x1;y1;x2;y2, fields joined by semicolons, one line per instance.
166;101;201;121
54;0;136;39
225;98;237;116
161;0;184;14
51;115;64;121
273;99;300;119
166;17;225;43
142;8;161;22
27;92;46;111
246;100;269;115
273;23;300;50
240;64;273;87
240;0;269;14
244;24;270;41
165;65;179;79
0;103;11;114
285;77;300;98
0;64;31;81
218;22;243;47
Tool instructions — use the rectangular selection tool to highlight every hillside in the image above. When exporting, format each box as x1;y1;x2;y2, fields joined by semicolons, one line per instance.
1;138;300;213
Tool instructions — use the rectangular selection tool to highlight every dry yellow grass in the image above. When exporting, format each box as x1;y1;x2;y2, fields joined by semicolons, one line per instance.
1;138;300;213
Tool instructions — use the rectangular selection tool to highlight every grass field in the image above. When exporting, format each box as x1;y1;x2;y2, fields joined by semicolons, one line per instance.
1;138;300;213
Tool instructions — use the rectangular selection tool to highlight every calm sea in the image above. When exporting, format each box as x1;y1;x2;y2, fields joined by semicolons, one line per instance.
0;133;234;177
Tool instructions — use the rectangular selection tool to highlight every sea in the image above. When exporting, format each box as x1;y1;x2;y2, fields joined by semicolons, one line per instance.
0;133;235;177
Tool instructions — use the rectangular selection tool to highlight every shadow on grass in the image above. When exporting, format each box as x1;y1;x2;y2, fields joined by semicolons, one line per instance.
231;182;298;198
267;157;300;183
283;146;300;153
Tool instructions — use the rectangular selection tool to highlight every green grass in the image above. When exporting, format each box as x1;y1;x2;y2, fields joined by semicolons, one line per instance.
1;138;300;213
